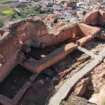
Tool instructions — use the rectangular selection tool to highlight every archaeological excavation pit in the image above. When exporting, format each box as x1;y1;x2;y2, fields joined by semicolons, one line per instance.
0;65;32;99
83;38;105;55
18;37;105;105
0;45;92;105
17;49;92;105
1;10;105;105
29;40;71;60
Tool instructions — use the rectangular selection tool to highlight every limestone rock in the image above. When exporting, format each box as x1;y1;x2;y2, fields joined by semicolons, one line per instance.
73;78;90;96
67;95;96;105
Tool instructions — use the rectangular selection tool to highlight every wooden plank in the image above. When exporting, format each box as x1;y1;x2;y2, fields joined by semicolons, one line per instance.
78;46;102;61
48;46;105;105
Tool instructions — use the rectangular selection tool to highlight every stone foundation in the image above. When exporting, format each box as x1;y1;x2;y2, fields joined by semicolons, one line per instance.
0;10;105;105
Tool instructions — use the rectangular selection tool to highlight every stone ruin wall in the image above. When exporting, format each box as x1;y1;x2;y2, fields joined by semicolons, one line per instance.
0;18;82;66
84;10;105;27
0;10;105;81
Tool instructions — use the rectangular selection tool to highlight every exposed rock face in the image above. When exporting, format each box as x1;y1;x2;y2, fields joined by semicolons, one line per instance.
73;77;90;96
0;30;4;37
67;95;96;105
88;62;105;105
84;10;105;27
89;85;105;105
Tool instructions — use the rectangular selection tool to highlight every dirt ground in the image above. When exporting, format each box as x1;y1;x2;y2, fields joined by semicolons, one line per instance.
0;65;32;99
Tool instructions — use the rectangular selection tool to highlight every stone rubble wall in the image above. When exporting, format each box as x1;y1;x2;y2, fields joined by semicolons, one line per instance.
84;10;105;27
0;10;103;82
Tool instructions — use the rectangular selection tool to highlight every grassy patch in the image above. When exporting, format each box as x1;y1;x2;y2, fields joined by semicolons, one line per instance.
0;2;46;22
18;7;40;16
0;0;12;3
2;9;14;15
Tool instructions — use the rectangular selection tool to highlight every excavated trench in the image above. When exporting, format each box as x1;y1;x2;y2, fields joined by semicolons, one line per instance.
79;39;105;100
0;46;91;105
18;49;92;105
0;36;84;105
0;38;104;105
0;39;79;105
61;38;105;105
30;40;71;60
84;38;105;55
1;10;105;105
0;37;105;105
0;65;32;99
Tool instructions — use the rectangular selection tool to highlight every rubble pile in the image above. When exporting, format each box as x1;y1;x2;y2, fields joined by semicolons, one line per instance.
26;0;103;30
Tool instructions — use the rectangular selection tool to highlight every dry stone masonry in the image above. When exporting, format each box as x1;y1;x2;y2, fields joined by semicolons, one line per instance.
0;10;105;105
